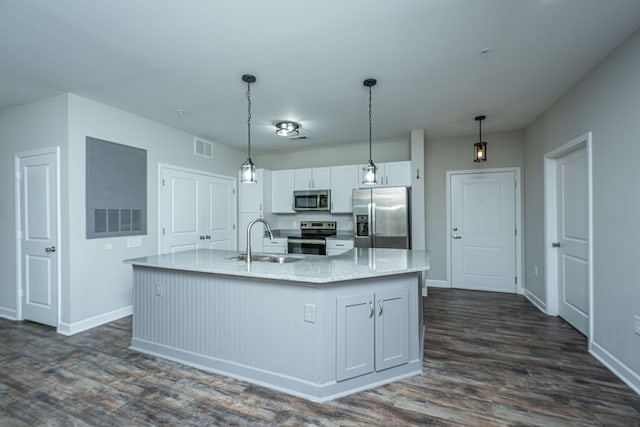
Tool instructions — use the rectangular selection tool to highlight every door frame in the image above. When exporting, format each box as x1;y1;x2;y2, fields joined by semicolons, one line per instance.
14;147;61;324
157;163;237;253
544;132;593;339
446;167;522;292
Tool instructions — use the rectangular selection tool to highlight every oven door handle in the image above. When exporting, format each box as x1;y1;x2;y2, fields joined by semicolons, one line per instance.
288;238;326;245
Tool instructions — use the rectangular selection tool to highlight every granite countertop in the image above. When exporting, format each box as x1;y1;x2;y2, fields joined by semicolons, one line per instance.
124;248;429;284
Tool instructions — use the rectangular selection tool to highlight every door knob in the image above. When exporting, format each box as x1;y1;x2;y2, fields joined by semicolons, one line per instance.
552;242;561;247
45;246;56;253
452;235;462;239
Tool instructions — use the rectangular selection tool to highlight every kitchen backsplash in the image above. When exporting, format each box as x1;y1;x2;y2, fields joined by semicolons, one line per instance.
273;212;353;231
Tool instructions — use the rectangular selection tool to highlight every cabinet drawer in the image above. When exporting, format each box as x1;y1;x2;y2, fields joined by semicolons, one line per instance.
326;239;354;250
263;238;288;254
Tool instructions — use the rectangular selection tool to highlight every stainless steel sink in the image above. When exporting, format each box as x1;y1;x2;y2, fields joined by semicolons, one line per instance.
229;254;302;263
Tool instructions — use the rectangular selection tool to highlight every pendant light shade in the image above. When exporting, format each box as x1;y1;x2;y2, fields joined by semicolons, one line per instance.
474;115;487;163
362;78;378;185
240;74;257;183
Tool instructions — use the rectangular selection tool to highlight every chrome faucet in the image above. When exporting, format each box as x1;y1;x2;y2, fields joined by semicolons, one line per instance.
246;218;274;263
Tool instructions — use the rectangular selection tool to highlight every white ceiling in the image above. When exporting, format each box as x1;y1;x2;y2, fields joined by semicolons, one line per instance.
2;0;640;153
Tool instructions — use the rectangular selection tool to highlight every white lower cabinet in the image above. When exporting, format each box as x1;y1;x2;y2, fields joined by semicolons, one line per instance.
263;238;287;254
336;288;409;381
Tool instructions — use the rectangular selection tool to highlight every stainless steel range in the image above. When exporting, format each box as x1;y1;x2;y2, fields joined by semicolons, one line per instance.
287;221;337;255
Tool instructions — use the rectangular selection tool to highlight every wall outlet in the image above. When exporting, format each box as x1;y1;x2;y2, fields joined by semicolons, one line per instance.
155;283;163;297
634;315;640;336
533;265;539;277
304;303;316;323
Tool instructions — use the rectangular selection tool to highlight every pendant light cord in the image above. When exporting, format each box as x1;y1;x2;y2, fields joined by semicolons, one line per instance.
478;116;482;142
368;85;372;162
246;81;252;159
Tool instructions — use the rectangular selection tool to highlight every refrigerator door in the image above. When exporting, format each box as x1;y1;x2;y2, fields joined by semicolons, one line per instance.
372;187;410;249
352;188;373;248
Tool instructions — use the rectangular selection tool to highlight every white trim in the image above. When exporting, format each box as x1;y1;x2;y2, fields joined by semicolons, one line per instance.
57;305;132;336
445;167;523;293
14;147;61;325
590;341;640;395
0;306;17;320
426;279;450;288
157;163;237;254
524;289;547;313
543;133;593;341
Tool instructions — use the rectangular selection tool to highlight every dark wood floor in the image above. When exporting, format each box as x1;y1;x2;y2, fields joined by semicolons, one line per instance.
1;288;639;426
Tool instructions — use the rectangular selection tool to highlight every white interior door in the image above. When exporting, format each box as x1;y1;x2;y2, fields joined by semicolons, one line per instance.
451;171;516;293
161;168;200;253
18;149;59;327
160;166;236;253
201;176;236;251
555;147;589;335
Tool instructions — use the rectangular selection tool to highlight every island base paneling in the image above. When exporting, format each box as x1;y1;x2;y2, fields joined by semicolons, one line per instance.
130;266;423;402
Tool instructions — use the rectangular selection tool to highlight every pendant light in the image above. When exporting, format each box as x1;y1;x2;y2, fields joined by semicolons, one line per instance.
362;78;378;185
240;74;257;183
474;115;487;162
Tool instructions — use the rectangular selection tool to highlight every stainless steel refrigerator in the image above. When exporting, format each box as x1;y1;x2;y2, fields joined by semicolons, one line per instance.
353;186;411;249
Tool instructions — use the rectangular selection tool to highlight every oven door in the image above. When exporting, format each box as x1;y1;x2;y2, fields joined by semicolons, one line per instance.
287;238;326;255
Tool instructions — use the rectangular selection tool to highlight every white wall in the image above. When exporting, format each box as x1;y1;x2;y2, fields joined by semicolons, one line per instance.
257;137;411;170
65;94;244;327
0;95;69;319
424;131;525;283
524;29;640;390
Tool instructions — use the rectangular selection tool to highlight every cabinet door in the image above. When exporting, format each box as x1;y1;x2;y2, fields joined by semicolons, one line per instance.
374;288;409;371
312;167;331;189
336;293;374;381
384;161;411;187
271;170;295;213
294;168;313;190
239;169;264;212
330;165;358;213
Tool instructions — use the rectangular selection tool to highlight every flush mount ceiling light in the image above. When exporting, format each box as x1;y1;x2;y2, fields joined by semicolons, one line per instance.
240;74;257;183
275;121;300;137
362;78;378;185
474;115;487;163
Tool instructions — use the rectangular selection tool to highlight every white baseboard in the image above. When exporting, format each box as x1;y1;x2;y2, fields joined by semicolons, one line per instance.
590;340;640;395
426;279;450;288
0;306;17;321
524;288;547;314
57;305;132;336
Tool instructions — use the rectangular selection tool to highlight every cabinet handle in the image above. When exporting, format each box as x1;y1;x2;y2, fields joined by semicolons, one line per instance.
378;300;383;317
45;246;56;253
259;202;262;212
369;301;374;318
205;235;211;239
199;235;205;240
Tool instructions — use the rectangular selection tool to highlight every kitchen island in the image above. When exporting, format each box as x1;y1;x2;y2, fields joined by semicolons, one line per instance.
124;248;429;402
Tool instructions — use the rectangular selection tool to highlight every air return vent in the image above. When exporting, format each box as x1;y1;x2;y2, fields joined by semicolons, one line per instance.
194;137;213;158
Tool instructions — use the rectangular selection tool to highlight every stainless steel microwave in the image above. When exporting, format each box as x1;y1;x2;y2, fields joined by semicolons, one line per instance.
293;190;331;211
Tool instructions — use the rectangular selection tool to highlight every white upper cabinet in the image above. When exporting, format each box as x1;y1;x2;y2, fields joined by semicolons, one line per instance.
358;161;411;188
330;164;359;213
294;167;331;190
271;169;295;213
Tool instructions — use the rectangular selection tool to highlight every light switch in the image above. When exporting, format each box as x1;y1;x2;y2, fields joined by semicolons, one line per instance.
304;303;316;323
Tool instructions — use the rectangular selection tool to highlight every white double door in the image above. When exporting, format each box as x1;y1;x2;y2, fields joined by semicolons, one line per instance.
17;148;59;327
450;171;517;293
160;166;236;254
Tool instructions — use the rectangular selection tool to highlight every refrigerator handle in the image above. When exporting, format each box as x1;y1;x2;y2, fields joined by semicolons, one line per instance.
370;202;376;245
